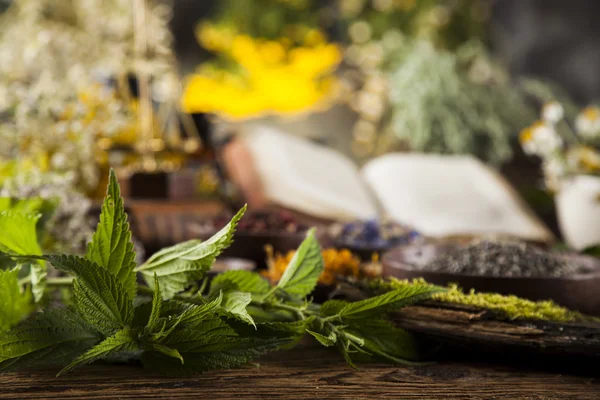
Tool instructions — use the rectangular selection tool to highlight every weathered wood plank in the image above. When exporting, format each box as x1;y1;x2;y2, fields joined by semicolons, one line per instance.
0;345;598;399
394;302;600;358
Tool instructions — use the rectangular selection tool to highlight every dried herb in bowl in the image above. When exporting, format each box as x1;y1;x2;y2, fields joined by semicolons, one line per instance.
421;241;585;278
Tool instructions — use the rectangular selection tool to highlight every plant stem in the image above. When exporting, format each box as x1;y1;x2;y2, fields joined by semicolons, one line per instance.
47;277;75;287
250;299;307;320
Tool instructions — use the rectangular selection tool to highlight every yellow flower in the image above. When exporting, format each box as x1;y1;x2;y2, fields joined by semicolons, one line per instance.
575;106;600;139
182;33;341;119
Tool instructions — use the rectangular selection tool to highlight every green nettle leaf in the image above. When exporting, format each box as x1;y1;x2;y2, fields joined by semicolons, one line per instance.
319;300;348;317
146;274;163;333
48;255;134;335
0;211;46;302
141;324;291;376
136;205;247;300
344;319;420;364
0;308;99;372
0;269;33;333
219;291;256;328
335;286;444;320
274;228;323;297
139;293;224;342
85;169;137;299
306;329;337;347
57;328;139;376
0;211;42;255
209;270;270;296
145;344;183;364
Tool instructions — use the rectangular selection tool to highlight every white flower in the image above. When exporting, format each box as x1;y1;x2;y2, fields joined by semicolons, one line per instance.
519;121;563;157
542;156;567;191
575;106;600;139
541;101;564;125
349;21;372;44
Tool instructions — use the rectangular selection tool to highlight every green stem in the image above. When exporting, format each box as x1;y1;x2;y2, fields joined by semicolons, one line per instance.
250;299;307;320
47;277;74;287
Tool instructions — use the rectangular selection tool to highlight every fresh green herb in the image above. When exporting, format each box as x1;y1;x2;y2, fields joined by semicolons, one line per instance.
86;169;137;299
135;205;247;300
0;269;32;332
0;170;443;376
0;210;46;302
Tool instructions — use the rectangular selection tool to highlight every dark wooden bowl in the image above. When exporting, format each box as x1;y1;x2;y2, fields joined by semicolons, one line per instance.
382;242;600;315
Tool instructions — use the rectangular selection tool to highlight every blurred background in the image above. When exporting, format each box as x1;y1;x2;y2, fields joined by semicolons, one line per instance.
1;0;600;267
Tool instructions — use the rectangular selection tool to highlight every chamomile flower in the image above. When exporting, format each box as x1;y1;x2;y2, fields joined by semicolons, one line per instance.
541;101;564;125
567;146;600;173
519;121;563;157
575;106;600;139
542;156;567;192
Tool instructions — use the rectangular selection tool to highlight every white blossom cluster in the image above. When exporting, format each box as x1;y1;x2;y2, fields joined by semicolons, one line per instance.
0;0;178;191
520;101;600;191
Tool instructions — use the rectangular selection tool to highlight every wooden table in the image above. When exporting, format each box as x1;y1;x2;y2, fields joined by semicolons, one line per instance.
1;345;598;399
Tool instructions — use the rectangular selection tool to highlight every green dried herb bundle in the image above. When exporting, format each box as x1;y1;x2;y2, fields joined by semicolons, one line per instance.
0;170;443;376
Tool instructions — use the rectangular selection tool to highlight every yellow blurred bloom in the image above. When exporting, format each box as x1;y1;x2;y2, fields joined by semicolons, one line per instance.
567;146;600;172
182;31;342;119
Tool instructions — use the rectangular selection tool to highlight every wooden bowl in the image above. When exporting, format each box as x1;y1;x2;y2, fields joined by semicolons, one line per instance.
382;242;600;315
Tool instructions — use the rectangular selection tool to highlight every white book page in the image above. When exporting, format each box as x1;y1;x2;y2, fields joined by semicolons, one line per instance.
243;126;378;221
361;153;553;241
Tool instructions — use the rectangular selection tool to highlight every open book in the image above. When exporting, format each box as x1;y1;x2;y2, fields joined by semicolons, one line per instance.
222;126;553;242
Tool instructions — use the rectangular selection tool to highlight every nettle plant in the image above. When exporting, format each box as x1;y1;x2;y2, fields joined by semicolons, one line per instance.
0;171;442;376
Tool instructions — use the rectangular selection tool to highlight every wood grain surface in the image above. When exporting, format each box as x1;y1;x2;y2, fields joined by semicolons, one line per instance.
1;344;598;400
394;302;600;358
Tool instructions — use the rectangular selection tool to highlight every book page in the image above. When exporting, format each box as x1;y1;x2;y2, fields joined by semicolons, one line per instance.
241;126;378;221
361;153;553;241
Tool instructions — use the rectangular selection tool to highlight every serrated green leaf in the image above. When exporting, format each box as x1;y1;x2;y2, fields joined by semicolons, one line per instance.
344;319;420;364
0;269;33;332
274;228;323;297
146;274;163;332
156;316;237;353
57;327;138;376
306;329;336;347
0;308;99;372
48;255;134;335
219;291;255;328
209;270;270;296
141;334;290;376
336;286;443;320
320;300;348;317
174;292;223;328
0;211;45;302
145;294;223;342
85;169;137;299
0;211;42;256
145;344;183;364
136;205;247;299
